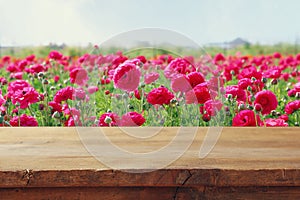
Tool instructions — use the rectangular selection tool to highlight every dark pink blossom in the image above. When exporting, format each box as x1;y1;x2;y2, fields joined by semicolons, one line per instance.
254;90;278;115
53;86;75;103
285;100;300;115
121;112;145;126
113;60;141;92
10;114;38;126
147;86;174;105
233;110;261;126
265;118;288;127
70;67;89;86
144;72;159;84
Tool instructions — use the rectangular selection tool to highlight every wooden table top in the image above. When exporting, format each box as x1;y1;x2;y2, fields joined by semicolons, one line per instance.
0;127;300;188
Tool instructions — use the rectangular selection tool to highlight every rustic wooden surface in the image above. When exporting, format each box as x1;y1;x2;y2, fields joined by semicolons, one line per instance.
0;127;300;199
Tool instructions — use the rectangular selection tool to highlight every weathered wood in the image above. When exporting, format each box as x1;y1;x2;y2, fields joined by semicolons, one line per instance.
0;127;299;199
2;186;300;200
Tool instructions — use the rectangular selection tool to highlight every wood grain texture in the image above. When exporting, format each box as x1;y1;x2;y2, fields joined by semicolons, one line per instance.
0;127;299;199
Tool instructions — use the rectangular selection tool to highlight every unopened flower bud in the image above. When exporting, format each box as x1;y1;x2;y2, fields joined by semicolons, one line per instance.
238;103;246;111
104;116;112;124
202;114;211;122
42;79;49;85
128;105;134;110
276;112;281;117
170;99;177;104
271;79;278;85
247;105;254;110
247;86;252;92
261;77;267;83
39;104;45;111
107;109;112;113
254;103;262;112
52;111;61;118
38;72;44;78
140;83;146;88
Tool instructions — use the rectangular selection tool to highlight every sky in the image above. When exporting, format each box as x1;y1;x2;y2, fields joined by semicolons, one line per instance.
0;0;300;46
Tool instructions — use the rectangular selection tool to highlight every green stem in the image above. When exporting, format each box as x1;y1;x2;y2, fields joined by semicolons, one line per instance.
28;104;34;117
140;89;144;113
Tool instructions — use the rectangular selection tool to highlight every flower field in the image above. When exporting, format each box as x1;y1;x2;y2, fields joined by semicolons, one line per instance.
0;50;299;127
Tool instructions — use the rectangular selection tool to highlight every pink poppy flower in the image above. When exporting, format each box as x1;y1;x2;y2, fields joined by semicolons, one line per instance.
13;72;23;79
0;91;5;106
254;90;278;115
285;100;300;115
202;100;223;116
273;52;282;59
7;80;31;98
187;72;205;88
111;55;128;68
98;112;120;126
147;86;174;105
121;112;145;126
134;89;142;100
136;55;147;64
238;66;262;80
29;64;47;74
54;75;60;83
87;86;99;94
113;60;141;92
263;67;282;79
10;114;38;126
144;72;159;84
18;60;28;70
64;116;82;127
49;50;63;60
53;86;75;103
186;82;211;104
12;87;40;109
0;77;7;85
238;78;252;90
74;88;86;100
48;101;62;113
164;58;195;79
226;85;246;102
265;118;288;127
26;55;35;62
69;67;89;86
171;74;191;93
214;53;226;63
279;114;289;122
287;82;300;97
233;110;261;126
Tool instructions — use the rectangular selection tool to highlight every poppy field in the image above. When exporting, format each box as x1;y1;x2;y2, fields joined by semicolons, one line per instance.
0;50;299;127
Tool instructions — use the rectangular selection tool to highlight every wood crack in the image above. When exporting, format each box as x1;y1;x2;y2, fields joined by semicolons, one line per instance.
173;170;192;200
22;169;33;186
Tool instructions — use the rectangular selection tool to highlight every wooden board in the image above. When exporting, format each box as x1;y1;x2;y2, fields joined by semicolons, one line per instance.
0;127;300;199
